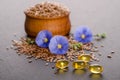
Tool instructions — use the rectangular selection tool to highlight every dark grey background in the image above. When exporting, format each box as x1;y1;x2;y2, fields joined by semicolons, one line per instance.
0;0;120;80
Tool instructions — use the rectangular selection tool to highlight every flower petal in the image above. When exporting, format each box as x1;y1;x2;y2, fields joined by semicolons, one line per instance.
49;35;69;55
35;30;52;48
74;26;93;43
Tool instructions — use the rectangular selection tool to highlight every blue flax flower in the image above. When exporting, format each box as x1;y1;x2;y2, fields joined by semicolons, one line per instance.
74;26;93;44
35;30;52;48
49;35;69;55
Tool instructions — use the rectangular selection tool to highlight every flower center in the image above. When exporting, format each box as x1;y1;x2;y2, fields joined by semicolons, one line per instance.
44;38;48;43
57;44;62;49
81;34;85;39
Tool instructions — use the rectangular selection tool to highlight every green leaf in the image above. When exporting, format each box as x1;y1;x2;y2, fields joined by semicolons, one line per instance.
73;45;78;50
26;38;35;44
96;34;101;37
101;33;106;38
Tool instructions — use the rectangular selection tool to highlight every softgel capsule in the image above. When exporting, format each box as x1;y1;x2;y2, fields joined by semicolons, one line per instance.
89;64;103;74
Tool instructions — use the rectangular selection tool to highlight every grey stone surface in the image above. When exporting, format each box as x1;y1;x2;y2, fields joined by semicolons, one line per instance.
0;0;120;80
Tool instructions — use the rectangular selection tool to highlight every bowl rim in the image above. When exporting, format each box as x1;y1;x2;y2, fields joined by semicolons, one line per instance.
24;11;70;20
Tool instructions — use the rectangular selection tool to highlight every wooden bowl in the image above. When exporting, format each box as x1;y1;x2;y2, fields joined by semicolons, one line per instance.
24;13;71;37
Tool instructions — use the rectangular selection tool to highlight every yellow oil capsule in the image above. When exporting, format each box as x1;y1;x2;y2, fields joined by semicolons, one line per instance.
78;54;91;62
72;60;86;69
89;64;103;74
55;60;69;69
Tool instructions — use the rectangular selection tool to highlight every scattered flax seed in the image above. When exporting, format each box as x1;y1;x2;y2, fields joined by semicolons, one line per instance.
95;38;101;41
13;33;17;37
52;66;55;69
90;52;94;55
91;54;95;59
98;53;102;56
45;63;49;66
12;40;18;43
93;58;100;62
54;71;58;74
96;58;100;62
26;56;32;59
17;53;21;56
10;45;14;49
94;46;98;49
91;48;99;52
28;60;32;63
12;35;94;62
101;45;104;47
111;51;115;54
6;47;9;50
107;55;112;58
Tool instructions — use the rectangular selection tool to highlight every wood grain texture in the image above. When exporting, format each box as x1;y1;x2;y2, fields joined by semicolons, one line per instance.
25;13;71;37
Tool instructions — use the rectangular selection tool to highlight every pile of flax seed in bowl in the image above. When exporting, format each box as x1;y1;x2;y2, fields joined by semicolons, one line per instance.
12;34;101;63
24;1;70;18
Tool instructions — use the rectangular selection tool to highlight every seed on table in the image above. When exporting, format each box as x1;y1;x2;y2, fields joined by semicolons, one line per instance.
52;66;55;69
35;55;41;60
111;51;115;54
35;58;38;60
6;47;9;50
12;34;106;63
26;56;32;59
91;48;99;52
10;45;14;49
107;55;112;58
50;58;53;62
91;54;96;60
90;52;94;55
96;38;101;41
54;71;58;74
17;53;21;56
70;58;74;61
28;60;32;63
94;46;98;49
45;63;49;66
93;58;98;61
98;53;102;56
13;33;17;37
101;45;104;47
95;58;100;62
